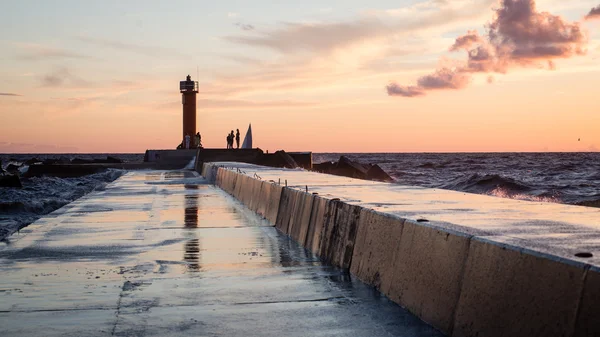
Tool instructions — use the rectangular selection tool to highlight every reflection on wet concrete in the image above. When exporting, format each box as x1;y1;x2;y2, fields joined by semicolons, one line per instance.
0;170;446;336
183;184;200;272
183;239;200;272
184;194;199;228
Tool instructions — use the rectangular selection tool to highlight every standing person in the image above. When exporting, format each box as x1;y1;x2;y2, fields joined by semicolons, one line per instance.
229;130;235;149
235;129;240;149
185;134;191;149
195;132;202;148
226;133;230;149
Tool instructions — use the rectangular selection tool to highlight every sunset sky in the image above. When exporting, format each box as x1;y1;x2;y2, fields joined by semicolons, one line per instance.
1;0;599;153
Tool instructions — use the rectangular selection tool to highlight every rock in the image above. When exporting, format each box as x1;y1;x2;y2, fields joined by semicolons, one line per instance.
366;164;394;182
333;156;368;179
92;156;122;164
25;158;41;165
313;161;336;174
72;158;95;164
258;150;298;168
0;174;22;188
6;164;21;173
25;164;106;178
105;156;123;164
42;158;59;165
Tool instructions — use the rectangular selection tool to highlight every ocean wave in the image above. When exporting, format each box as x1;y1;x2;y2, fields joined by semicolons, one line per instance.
487;187;561;203
441;173;532;195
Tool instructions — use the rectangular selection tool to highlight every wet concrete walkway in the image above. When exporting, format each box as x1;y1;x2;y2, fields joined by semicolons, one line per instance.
0;170;444;336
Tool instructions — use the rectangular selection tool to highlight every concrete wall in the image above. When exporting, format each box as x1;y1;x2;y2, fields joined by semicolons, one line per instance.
201;163;599;337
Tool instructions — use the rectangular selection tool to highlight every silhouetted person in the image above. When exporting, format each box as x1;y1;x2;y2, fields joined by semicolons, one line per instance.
229;130;235;149
185;134;191;149
235;129;240;149
195;132;201;148
226;134;231;149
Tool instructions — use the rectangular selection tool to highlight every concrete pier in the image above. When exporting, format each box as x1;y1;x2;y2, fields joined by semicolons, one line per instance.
203;162;600;337
0;170;444;336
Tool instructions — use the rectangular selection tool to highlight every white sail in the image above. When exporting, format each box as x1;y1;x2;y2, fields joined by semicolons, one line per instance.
241;124;252;149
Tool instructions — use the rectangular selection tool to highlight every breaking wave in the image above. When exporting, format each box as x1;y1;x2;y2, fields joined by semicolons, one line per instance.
441;174;532;194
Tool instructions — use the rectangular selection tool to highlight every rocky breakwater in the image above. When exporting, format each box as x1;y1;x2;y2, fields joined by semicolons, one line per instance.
24;156;124;178
312;156;393;182
0;156;125;240
0;160;23;188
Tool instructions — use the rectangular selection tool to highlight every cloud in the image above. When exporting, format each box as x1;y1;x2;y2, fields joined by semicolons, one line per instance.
200;0;496;102
389;0;589;97
418;67;471;89
0;93;22;96
41;67;91;88
16;43;89;61
76;36;186;58
386;67;470;96
449;30;482;51
224;0;496;54
235;22;255;31
586;5;600;19
228;12;239;18
386;83;424;97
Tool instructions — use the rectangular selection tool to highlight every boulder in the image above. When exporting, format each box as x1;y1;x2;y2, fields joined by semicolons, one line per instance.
43;158;59;165
25;158;41;165
6;164;21;173
105;156;123;164
258;151;298;168
366;164;394;182
72;158;95;164
25;164;106;178
333;156;368;179
0;174;22;188
313;161;336;174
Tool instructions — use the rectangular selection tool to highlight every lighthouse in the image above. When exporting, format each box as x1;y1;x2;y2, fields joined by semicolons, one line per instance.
180;75;198;149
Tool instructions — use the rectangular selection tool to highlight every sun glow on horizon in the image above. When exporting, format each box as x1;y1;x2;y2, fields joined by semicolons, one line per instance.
1;0;599;153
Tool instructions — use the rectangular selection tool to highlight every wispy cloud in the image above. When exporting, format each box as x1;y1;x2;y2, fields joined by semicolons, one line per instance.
585;5;600;19
0;93;22;96
388;0;590;97
41;67;92;88
227;12;239;18
235;22;255;31
76;36;187;58
202;0;496;102
16;43;89;61
224;0;496;54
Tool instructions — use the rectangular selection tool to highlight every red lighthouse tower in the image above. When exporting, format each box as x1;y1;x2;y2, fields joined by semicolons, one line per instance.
180;75;198;148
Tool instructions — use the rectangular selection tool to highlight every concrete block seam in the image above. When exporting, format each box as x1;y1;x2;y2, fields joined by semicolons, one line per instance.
303;195;320;250
571;264;591;337
449;233;474;336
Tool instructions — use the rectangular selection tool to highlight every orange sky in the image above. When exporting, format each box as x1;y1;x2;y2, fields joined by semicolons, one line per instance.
1;0;599;153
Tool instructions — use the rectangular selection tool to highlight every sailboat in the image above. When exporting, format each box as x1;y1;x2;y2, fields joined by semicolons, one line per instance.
241;124;252;149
